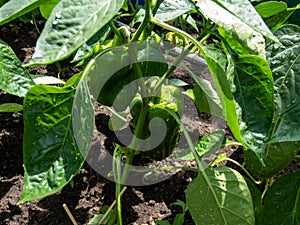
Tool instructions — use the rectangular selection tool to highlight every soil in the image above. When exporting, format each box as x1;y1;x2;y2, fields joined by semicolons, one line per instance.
0;20;299;225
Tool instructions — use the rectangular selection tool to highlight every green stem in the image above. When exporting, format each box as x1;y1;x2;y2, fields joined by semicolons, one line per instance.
152;44;194;96
225;157;262;185
131;0;153;41
261;178;271;200
109;20;123;41
55;62;63;79
113;147;123;225
295;155;300;159
104;106;135;128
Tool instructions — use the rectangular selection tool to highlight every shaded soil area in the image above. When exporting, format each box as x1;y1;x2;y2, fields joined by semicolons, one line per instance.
1;20;299;225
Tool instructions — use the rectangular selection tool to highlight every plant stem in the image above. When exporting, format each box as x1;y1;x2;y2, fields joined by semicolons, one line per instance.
295;155;300;159
99;187;127;225
131;0;153;41
109;20;123;41
225;157;262;185
104;106;134;127
261;178;271;200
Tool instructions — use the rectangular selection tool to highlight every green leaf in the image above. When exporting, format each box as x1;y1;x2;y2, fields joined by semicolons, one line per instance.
245;141;300;179
266;5;300;31
39;0;60;19
192;76;223;116
174;130;225;161
0;40;35;97
0;0;42;25
186;166;255;225
195;130;225;158
255;1;287;19
72;24;111;63
245;25;300;178
27;0;124;65
244;177;263;225
87;206;112;225
20;75;94;202
0;103;23;113
195;0;277;56
262;171;300;225
267;25;300;143
134;0;195;24
201;45;245;146
228;54;274;157
30;75;65;85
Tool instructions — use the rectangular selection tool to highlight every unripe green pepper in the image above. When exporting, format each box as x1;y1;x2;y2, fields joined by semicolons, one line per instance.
129;83;183;160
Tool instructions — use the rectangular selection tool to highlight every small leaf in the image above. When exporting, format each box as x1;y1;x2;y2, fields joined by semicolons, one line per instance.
211;152;227;167
262;171;300;225
195;130;225;158
87;206;112;225
266;6;300;32
28;0;125;65
134;0;195;24
169;78;189;87
0;40;35;97
0;103;23;113
186;166;255;225
255;1;287;19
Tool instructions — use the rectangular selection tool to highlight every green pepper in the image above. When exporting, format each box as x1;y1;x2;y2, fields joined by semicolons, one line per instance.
130;83;183;160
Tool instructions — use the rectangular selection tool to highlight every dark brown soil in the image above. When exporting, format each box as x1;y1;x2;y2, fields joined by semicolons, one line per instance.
0;20;299;225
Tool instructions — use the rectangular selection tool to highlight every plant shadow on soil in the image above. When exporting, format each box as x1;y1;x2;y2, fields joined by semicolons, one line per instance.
1;20;299;225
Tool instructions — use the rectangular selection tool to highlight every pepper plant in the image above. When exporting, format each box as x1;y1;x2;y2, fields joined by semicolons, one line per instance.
0;0;299;224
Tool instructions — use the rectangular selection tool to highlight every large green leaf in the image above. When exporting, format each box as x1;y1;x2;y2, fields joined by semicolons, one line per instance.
186;166;255;225
262;171;300;225
228;54;274;157
0;40;34;97
195;0;276;56
267;25;300;143
244;25;300;178
20;76;94;202
0;0;42;25
27;0;124;65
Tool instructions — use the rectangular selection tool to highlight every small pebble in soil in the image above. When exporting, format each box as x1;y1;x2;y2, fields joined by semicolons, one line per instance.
148;200;156;206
